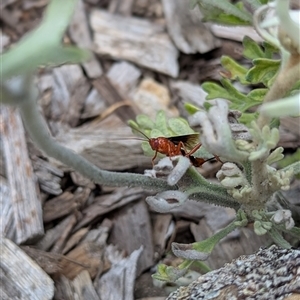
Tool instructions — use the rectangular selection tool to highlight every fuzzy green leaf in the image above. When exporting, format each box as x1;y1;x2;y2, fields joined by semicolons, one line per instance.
246;58;280;87
154;111;169;136
184;103;201;115
168;118;196;135
247;88;268;102
136;114;155;130
243;36;266;59
221;56;248;84
195;0;252;25
1;0;91;79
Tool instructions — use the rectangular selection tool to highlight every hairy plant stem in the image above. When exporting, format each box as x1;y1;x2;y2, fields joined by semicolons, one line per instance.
18;94;176;191
184;167;240;210
257;61;300;128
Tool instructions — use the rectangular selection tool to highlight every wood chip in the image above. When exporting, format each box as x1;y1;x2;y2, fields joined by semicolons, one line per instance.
73;270;100;300
0;237;54;300
210;25;263;42
43;191;77;223
74;187;145;230
61;241;105;280
32;155;64;195
40;65;90;127
0;177;15;240
0;107;44;244
69;0;103;78
96;246;143;300
108;200;154;275
107;61;142;96
108;0;134;16
35;214;77;251
132;77;179;118
90;9;179;77
93;75;138;123
151;213;173;257
62;227;90;254
81;88;107;119
162;0;220;54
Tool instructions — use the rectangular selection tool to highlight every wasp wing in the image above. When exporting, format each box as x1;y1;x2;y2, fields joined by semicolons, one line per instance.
168;134;200;150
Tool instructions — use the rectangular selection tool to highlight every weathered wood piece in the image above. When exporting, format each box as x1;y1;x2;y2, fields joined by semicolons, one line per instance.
0;106;44;244
81;88;107;119
90;9;179;77
43;191;77;223
162;0;220;54
93;75;138;122
74;187;145;230
38;65;90;127
32;155;64;195
108;0;134;15
210;25;263;42
0;177;15;240
0;237;54;300
51;114;151;171
167;246;300;300
108;200;154;275
69;0;103;79
107;61;142;96
35;214;77;251
96;247;143;300
73;270;100;300
132;77;179;119
170;80;207;118
151;213;173;257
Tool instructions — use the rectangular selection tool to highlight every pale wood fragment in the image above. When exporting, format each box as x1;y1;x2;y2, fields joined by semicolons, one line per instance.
69;0;103;78
93;75;138;122
35;214;77;251
108;200;154;275
0;106;44;244
62;227;89;254
72;270;100;300
53;276;75;300
107;61;142;96
39;65;90;127
81;87;107;119
96;247;143;300
170;80;207;110
108;0;134;15
0;177;15;240
51;214;77;253
61;241;105;280
74;187;145;230
162;0;220;54
32;155;64;195
43;191;77;223
90;9;179;77
210;24;263;42
0;237;54;300
151;213;173;257
132;77;179;119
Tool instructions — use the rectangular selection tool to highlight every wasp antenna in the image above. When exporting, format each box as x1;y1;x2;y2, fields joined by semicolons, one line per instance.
129;126;150;140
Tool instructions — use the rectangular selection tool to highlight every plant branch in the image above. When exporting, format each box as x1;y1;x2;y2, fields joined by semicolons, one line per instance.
18;83;176;192
257;62;300;128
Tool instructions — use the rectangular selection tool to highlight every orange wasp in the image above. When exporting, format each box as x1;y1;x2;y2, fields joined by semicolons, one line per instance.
131;127;210;166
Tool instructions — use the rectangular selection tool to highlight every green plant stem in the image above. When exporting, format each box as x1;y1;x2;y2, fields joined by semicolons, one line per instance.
19;93;176;191
257;62;300;128
250;159;270;208
184;167;240;210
